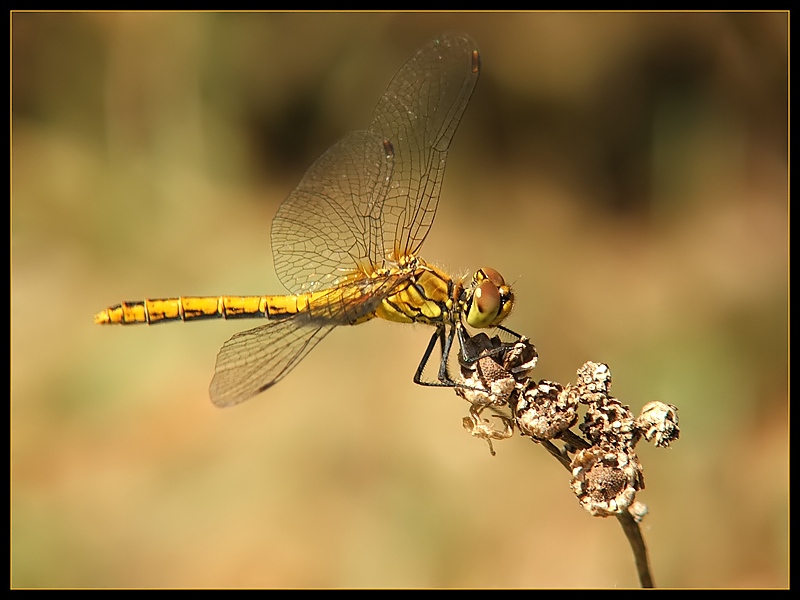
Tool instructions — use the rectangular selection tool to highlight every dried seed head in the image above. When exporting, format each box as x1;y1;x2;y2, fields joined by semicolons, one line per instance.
580;397;639;449
501;336;538;377
515;380;579;440
457;334;538;407
570;446;645;517
636;401;681;448
457;356;516;407
576;361;612;394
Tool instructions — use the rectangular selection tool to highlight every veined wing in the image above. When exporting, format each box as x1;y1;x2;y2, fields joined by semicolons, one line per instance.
210;319;337;407
271;130;394;295
210;270;411;407
271;33;480;296
369;33;480;263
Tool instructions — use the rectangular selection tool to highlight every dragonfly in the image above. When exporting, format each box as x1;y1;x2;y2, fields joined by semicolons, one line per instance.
95;32;517;408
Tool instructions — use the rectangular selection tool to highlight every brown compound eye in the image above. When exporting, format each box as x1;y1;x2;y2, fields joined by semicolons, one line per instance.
476;279;501;316
466;278;502;329
480;267;506;288
466;267;514;329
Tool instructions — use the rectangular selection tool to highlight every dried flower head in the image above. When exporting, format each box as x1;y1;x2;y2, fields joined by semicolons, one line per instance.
457;333;538;407
570;445;645;517
499;336;538;377
576;361;612;394
636;401;680;448
580;396;639;450
457;333;512;405
515;380;579;440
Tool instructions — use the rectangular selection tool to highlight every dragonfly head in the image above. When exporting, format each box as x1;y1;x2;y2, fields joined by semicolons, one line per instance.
464;267;514;329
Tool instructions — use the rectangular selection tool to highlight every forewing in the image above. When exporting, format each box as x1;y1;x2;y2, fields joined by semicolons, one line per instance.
369;33;480;262
271;130;394;295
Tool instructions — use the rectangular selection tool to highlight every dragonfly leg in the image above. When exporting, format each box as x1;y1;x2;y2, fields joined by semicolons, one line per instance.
413;328;440;386
413;326;459;387
413;324;525;389
458;323;523;365
438;324;459;385
497;324;523;341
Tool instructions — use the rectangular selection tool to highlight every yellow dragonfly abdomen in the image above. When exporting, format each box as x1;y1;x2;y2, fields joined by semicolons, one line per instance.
94;295;308;325
93;260;456;328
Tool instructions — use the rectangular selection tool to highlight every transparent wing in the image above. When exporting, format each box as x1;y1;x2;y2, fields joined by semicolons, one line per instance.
369;32;480;262
209;272;410;407
271;33;480;295
271;131;394;295
210;318;336;407
212;35;480;406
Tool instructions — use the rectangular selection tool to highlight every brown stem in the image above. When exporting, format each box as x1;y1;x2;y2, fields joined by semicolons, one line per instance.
533;436;655;588
616;510;654;588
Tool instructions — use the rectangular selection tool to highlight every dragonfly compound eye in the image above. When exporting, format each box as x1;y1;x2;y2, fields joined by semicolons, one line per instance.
466;268;514;329
479;267;506;288
467;279;501;328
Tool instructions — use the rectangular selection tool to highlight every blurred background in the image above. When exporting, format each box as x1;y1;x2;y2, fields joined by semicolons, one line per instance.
11;12;787;588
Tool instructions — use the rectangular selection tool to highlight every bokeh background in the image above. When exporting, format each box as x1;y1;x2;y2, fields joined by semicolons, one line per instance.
12;12;788;588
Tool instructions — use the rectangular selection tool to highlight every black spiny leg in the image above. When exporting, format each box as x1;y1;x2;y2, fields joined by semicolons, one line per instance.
413;323;524;389
457;322;523;365
413;325;459;387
